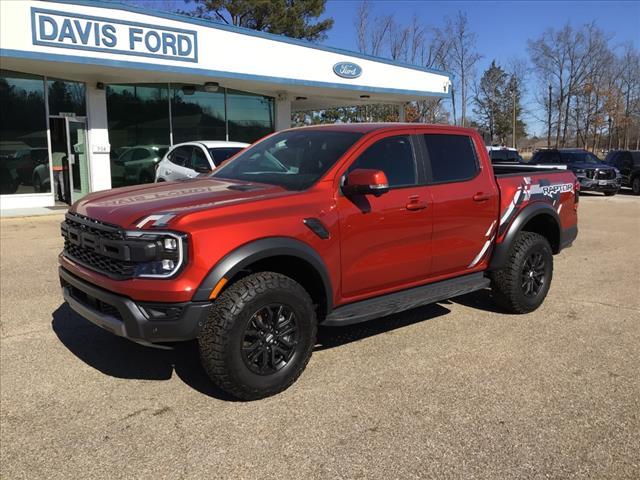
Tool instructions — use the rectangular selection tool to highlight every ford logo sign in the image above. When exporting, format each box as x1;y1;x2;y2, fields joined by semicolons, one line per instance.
333;62;362;79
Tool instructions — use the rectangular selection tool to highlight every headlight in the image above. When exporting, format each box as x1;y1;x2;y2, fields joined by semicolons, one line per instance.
124;231;187;278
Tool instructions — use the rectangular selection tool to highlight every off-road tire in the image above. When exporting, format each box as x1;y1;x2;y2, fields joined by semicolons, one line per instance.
199;272;317;400
490;232;553;314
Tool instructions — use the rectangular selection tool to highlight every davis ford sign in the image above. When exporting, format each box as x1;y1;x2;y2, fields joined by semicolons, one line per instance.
31;8;198;63
333;62;362;79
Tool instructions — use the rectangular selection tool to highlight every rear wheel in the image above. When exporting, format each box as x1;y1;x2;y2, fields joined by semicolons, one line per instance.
199;272;317;400
490;232;553;314
632;177;640;195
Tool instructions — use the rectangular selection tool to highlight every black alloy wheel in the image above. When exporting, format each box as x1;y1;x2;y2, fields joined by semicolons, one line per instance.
490;231;553;314
241;304;299;375
521;251;546;297
199;271;317;400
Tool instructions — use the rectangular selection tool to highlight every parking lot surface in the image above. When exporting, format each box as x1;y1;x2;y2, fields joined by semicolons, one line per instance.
1;193;639;479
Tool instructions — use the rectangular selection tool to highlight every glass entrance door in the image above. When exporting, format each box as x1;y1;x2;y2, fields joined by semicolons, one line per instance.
66;118;89;203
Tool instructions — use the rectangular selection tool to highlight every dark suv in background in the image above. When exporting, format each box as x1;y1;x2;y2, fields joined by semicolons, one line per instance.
487;147;524;164
604;150;640;195
530;148;621;196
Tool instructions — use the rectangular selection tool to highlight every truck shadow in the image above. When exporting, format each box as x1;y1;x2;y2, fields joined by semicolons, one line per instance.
51;303;237;401
315;303;449;350
446;288;508;314
51;297;486;400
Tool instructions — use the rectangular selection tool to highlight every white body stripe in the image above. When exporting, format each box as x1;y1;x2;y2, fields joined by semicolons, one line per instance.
468;236;494;268
500;187;522;226
485;220;497;237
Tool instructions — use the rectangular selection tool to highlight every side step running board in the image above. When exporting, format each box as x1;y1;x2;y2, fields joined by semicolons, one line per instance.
323;272;490;327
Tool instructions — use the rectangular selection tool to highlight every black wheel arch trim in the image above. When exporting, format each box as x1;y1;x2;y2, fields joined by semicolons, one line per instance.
193;237;333;310
489;202;562;271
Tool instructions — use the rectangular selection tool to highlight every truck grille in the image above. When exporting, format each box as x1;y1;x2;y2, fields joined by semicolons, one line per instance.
61;213;186;279
595;169;615;180
585;169;595;179
64;243;136;278
61;213;136;279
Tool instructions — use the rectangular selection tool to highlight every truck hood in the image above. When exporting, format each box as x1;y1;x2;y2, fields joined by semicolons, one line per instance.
568;162;615;170
72;177;289;228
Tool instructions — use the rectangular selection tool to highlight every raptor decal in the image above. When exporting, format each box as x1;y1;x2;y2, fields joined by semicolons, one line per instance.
498;178;571;238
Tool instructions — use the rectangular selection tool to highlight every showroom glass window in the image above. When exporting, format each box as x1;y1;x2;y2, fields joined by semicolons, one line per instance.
227;89;274;143
0;70;50;195
47;79;86;117
106;84;170;186
171;84;225;144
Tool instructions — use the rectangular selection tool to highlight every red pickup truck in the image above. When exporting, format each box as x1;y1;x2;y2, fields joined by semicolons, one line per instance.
59;124;579;399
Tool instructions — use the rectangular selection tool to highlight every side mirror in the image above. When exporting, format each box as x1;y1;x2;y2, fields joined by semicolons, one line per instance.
194;165;212;174
342;169;389;197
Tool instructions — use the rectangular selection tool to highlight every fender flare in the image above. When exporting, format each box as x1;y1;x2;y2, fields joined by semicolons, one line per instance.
488;202;560;271
192;237;333;310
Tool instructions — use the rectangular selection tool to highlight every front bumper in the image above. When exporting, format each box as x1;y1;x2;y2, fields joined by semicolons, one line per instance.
59;267;211;347
577;176;620;192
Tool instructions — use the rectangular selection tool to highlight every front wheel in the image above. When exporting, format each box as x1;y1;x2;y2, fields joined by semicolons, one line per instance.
490;232;553;314
199;272;317;400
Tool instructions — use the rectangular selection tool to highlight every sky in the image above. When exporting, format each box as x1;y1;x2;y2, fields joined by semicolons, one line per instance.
321;0;640;135
128;0;640;136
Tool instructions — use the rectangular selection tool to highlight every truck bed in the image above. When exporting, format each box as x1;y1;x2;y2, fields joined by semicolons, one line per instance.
493;165;578;246
493;163;567;177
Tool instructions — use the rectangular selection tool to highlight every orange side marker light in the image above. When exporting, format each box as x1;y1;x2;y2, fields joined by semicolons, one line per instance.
209;278;228;299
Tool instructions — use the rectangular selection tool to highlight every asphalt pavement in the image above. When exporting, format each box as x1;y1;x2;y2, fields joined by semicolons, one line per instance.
1;192;639;479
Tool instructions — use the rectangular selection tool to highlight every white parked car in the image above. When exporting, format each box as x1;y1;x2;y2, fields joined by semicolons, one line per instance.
155;141;248;182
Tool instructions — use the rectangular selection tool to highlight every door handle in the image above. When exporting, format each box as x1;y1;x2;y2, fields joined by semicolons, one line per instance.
473;192;491;202
406;196;428;211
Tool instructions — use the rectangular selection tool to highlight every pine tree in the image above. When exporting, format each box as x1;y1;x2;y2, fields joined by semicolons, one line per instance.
474;61;526;145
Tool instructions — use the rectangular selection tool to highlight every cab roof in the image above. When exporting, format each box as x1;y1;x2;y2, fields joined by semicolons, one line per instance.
286;123;478;136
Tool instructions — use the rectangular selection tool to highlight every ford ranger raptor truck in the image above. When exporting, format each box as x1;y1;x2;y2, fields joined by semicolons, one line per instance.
59;124;579;400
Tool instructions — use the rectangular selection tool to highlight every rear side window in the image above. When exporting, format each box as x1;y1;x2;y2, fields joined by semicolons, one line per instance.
424;134;478;183
489;150;507;162
169;146;192;167
506;151;521;162
349;135;417;187
132;149;148;161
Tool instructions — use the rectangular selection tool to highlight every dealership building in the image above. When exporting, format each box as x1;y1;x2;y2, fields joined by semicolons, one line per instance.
0;0;451;213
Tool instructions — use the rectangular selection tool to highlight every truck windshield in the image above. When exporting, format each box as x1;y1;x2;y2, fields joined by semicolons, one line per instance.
210;130;363;190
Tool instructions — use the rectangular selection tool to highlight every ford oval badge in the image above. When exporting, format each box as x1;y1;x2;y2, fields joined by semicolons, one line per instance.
333;62;362;79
